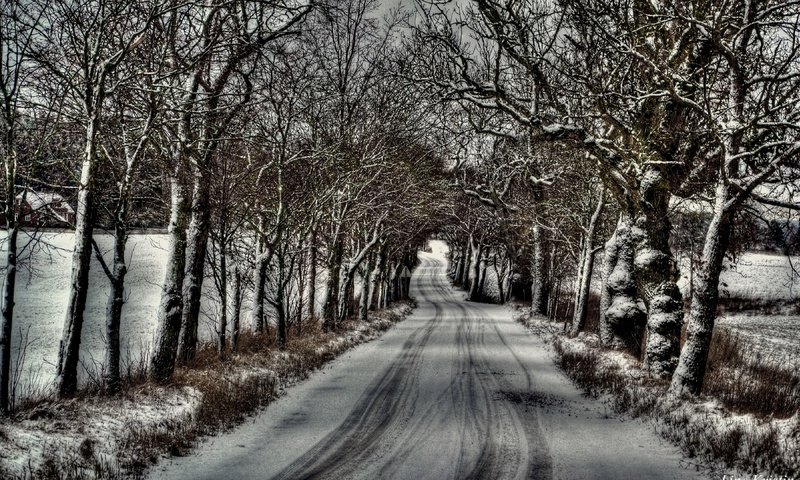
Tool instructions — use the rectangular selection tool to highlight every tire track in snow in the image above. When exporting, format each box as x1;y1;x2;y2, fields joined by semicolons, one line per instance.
270;254;552;480
271;261;445;480
447;284;552;480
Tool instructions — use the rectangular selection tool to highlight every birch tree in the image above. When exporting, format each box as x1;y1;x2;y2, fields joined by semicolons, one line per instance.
0;0;60;412
91;82;159;393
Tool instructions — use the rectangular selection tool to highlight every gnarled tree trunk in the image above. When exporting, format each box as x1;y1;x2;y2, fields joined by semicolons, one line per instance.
599;213;646;353
635;169;683;377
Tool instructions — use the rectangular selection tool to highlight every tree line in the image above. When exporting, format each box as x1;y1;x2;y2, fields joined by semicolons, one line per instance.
0;0;454;414
409;0;800;397
1;0;798;415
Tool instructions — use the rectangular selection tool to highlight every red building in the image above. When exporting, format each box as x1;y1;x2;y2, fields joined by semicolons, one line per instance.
1;190;76;227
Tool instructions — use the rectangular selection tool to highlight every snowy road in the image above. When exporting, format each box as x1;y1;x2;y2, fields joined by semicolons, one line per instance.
151;245;703;480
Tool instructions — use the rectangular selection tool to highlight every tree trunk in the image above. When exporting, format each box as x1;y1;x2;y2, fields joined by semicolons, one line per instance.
231;268;241;352
150;170;188;382
453;246;465;283
1;223;18;414
104;227;127;394
323;239;342;331
505;259;513;303
571;190;605;335
380;261;390;308
359;254;374;322
275;254;287;348
460;239;471;288
447;246;456;278
296;241;306;334
369;250;384;310
670;181;734;395
493;253;506;303
388;261;396;306
1;84;20;416
305;229;317;322
217;241;227;360
468;237;483;301
598;228;616;345
252;257;268;333
599;213;646;354
449;244;461;279
338;269;355;324
635;170;683;377
531;224;549;315
252;216;268;333
58;122;99;397
571;247;598;336
177;172;211;364
478;257;488;300
276;302;287;348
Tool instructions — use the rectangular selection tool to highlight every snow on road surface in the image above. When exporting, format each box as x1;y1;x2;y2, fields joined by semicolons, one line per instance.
151;242;703;480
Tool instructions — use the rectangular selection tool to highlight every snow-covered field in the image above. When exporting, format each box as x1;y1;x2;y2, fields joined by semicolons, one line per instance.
1;232;251;400
717;314;800;365
678;251;800;303
0;231;350;402
685;252;800;366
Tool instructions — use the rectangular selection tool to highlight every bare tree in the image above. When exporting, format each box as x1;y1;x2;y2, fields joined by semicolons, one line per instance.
149;0;312;381
92;90;158;393
30;0;162;397
0;1;63;412
670;0;800;395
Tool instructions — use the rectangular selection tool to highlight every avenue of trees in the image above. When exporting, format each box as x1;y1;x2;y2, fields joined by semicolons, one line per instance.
411;0;800;397
1;0;799;414
0;0;453;413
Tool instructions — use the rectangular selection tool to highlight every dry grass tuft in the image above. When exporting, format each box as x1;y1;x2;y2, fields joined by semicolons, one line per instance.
703;328;800;419
546;326;799;477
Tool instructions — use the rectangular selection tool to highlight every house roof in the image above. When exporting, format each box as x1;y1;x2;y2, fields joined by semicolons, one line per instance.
16;190;75;223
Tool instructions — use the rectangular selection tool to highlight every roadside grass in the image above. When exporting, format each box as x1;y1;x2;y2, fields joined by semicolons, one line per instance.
703;328;800;419
517;310;800;478
0;301;414;480
718;294;800;315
